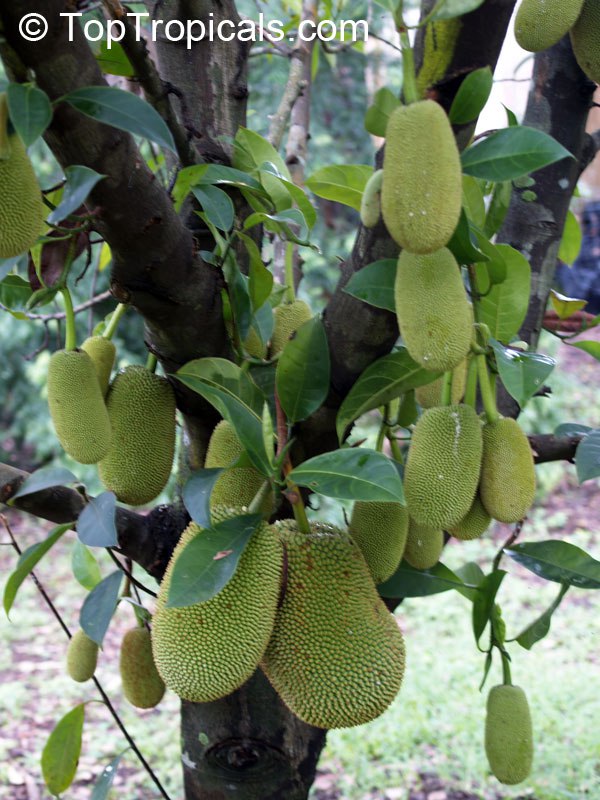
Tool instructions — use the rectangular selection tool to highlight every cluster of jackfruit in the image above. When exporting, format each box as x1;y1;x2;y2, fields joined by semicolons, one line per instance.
485;683;534;784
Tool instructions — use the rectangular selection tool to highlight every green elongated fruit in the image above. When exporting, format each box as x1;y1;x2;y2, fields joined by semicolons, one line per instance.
448;494;491;540
485;684;534;785
360;169;383;228
395;249;473;372
349;501;408;584
381;100;461;254
120;627;165;709
270;300;312;356
152;507;282;702
47;349;112;464
415;358;468;409
262;520;405;729
570;1;600;84
404;518;444;569
404;404;483;529
480;417;535;523
98;365;176;505
81;336;116;396
66;629;98;682
515;0;584;52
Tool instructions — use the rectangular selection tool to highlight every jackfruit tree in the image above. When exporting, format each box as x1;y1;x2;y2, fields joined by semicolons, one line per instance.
2;1;600;798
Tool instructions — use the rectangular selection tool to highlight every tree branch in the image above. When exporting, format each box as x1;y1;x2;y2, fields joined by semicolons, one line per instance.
529;434;582;464
268;52;308;149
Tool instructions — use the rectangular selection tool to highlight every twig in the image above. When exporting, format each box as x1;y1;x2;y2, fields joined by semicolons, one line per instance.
268;53;308;149
107;548;158;597
0;290;112;322
492;519;524;572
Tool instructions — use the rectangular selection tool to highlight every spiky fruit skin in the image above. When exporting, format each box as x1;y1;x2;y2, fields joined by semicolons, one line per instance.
244;327;267;359
349;501;408;584
415;358;468;409
515;0;584;52
270;300;312;355
360;169;383;228
47;349;112;464
404;404;483;529
261;521;405;729
485;685;534;785
570;1;600;83
98;366;176;505
119;627;165;709
81;336;116;396
404;519;444;569
66;629;98;683
395;249;472;372
152;508;282;702
448;494;491;540
381;100;461;254
480;417;535;523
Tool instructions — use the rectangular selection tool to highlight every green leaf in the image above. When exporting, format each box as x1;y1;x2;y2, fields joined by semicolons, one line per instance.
241;234;273;309
0;274;33;315
569;340;600;361
232;127;291;179
447;210;490;266
472;570;506;644
91;754;124;800
484;180;512;237
41;704;85;796
289;448;404;503
576;429;600;483
64;86;176;152
336;349;442;442
96;40;135;77
554;422;592;437
462;175;486;229
77;492;118;548
276;316;330;422
166;514;262;607
461;126;573;181
477;244;531;343
3;524;70;616
364;87;400;137
343;259;396;311
431;0;486;19
489;338;555;408
550;288;587;319
515;583;569;650
10;466;78;501
7;82;52;146
71;540;102;591
305;165;373;212
449;67;493;125
506;541;600;589
48;165;106;225
182;468;224;529
243;208;311;246
172;164;263;211
0;255;23;281
378;560;467;598
193;184;235;232
80;570;123;646
454;561;485;601
558;210;582;265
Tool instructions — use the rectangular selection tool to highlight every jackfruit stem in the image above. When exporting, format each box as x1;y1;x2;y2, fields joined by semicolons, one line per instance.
103;303;127;341
248;480;272;517
501;651;512;686
387;433;403;464
477;354;499;424
61;287;77;351
464;356;478;408
440;371;453;406
284;242;296;303
146;353;158;373
285;472;311;534
399;31;420;104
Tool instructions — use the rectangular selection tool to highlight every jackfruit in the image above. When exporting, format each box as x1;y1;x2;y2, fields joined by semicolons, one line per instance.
66;629;98;683
0;95;45;259
120;627;165;709
360;169;383;228
47;349;112;464
404;403;482;528
98;365;176;505
349;501;408;584
570;1;600;84
261;520;405;729
515;0;584;52
81;336;116;396
270;300;312;355
485;684;534;785
415;358;469;408
480;417;535;523
448;494;491;540
381;100;461;253
151;507;282;702
404;519;444;569
395;248;473;372
244;326;267;359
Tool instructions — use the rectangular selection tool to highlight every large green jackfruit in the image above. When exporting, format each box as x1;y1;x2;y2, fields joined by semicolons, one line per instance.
81;336;116;396
448;494;491;540
404;404;483;529
98;365;176;505
0;95;45;259
349;501;408;584
570;1;600;84
270;300;312;355
415;357;469;409
480;417;535;523
515;0;584;52
120;627;165;709
152;508;282;702
404;518;444;569
261;521;405;729
47;349;112;464
66;629;98;683
395;249;473;372
485;684;534;785
381;100;461;254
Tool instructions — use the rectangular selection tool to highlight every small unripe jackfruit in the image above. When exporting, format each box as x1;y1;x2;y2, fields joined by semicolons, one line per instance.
404;519;444;569
244;326;267;359
381;100;461;253
415;358;468;409
349;501;408;583
270;300;312;355
570;1;600;84
152;508;282;702
480;417;535;523
66;629;98;682
47;349;112;464
404;404;483;529
120;627;165;709
448;494;491;540
98;366;176;505
485;684;534;785
360;170;383;228
262;520;405;729
515;0;584;52
81;336;116;396
395;249;473;372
